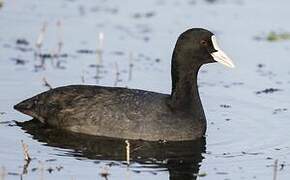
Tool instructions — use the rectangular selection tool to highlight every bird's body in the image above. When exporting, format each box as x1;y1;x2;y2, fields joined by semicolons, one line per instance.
17;85;206;141
14;28;234;141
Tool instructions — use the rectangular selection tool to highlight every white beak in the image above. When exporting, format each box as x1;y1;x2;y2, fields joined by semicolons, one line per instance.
210;35;235;68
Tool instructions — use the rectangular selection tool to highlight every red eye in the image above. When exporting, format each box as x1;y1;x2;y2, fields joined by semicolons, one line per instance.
200;40;207;46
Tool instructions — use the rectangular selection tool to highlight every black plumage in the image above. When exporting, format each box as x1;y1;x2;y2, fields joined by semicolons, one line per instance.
14;28;234;141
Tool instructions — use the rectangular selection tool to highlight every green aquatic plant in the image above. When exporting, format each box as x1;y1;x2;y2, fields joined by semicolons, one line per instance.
254;31;290;42
267;31;290;42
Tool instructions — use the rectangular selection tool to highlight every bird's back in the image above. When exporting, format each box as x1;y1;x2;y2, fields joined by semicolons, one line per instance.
15;85;205;141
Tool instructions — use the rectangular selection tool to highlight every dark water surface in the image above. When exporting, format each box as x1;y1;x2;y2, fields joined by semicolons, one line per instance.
1;0;290;179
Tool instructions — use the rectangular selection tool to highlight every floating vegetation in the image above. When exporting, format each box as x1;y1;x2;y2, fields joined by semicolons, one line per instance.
15;38;32;52
10;58;28;65
267;32;290;42
220;104;231;108
111;51;125;56
76;49;95;54
155;58;161;63
16;39;29;46
15;46;33;52
31;21;68;71
273;108;287;115
254;31;290;42
132;11;156;19
34;53;68;71
257;63;265;68
255;88;282;94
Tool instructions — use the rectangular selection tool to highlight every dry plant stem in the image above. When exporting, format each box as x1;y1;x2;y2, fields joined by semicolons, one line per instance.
96;32;104;65
95;32;104;84
96;50;103;65
95;50;102;84
36;22;47;48
99;166;109;180
81;69;85;83
42;77;53;90
95;64;101;84
114;62;120;87
56;20;63;57
22;159;30;175
54;20;63;68
0;166;5;180
39;161;44;180
126;166;131;180
125;140;130;166
98;32;104;51
128;52;134;81
35;23;47;60
21;140;31;162
273;159;278;180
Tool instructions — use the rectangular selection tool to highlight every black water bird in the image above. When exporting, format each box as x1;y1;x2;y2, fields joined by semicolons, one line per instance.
14;28;235;141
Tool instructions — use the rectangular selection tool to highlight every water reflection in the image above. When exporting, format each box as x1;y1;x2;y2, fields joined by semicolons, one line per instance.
18;119;206;180
0;0;3;9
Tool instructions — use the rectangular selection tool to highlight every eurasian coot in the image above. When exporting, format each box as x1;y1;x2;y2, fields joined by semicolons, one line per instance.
14;28;235;141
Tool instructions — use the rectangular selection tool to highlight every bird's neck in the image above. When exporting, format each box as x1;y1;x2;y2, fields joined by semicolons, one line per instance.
169;54;204;116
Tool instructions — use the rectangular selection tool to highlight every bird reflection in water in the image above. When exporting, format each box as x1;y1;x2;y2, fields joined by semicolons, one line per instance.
17;119;206;180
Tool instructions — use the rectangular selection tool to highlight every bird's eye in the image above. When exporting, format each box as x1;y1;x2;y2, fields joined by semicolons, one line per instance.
200;40;207;46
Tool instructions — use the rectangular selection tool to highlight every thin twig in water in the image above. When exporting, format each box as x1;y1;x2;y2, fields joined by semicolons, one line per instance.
125;140;130;166
56;20;63;57
39;161;44;180
96;32;104;64
99;166;109;180
98;32;104;51
81;69;85;83
95;32;104;84
35;22;47;70
0;166;5;180
95;59;101;84
273;159;278;180
53;20;64;69
22;159;30;175
114;62;120;86
96;50;103;68
128;52;134;81
42;77;53;90
21;140;31;162
36;22;47;49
